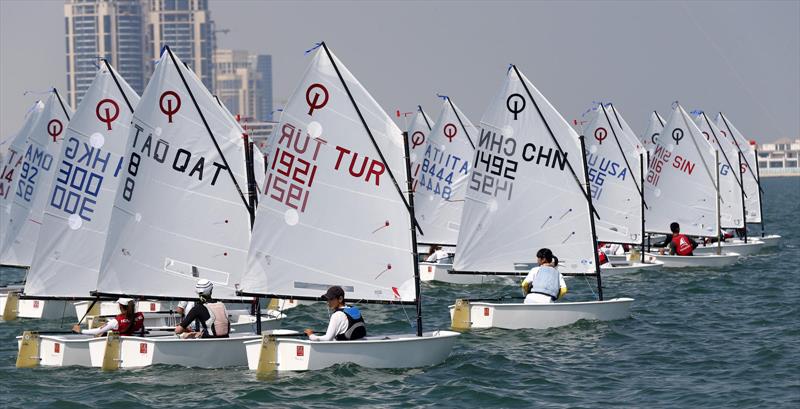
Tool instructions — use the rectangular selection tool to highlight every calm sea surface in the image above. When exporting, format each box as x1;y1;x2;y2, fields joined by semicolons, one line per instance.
1;176;798;408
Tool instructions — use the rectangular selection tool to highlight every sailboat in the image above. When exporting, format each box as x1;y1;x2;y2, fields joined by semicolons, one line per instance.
407;105;434;187
691;111;764;256
639;110;666;157
414;96;484;284
715;112;780;247
56;46;281;370
447;65;633;330
238;42;458;375
1;89;73;320
643;103;740;267
581;102;663;274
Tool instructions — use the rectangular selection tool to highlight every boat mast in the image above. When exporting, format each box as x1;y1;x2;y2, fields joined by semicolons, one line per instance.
639;152;646;262
738;151;748;243
579;135;604;301
715;150;722;255
403;131;423;337
418;105;432;131
753;146;765;237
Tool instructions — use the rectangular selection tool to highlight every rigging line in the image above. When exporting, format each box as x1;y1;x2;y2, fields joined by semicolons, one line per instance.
320;42;423;235
165;46;253;217
677;106;717;190
418;105;432;131
102;59;134;112
700;112;745;191
445;97;476;150
52;87;71;121
718;112;763;193
601;103;646;204
654;110;665;127
678;1;786;139
511;65;599;219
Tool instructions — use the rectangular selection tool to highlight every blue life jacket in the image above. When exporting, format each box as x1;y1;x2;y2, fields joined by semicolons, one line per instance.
530;266;560;299
336;306;366;341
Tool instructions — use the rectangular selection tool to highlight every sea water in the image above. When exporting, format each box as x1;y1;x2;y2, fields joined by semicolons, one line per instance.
1;177;798;408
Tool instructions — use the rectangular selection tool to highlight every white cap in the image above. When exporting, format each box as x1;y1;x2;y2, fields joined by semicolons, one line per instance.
116;297;133;305
195;279;213;296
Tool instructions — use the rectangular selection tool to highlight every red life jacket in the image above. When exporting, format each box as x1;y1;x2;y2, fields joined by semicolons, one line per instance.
598;251;609;265
116;312;145;336
671;234;694;256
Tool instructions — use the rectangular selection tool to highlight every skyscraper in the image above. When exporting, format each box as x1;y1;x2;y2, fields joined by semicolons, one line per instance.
145;0;216;91
214;49;273;121
64;0;146;109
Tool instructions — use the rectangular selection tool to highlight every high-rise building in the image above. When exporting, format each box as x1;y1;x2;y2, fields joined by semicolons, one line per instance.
145;0;216;91
64;0;146;108
214;49;273;121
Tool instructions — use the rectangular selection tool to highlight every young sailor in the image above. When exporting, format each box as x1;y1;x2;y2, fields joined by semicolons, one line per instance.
304;286;366;341
658;222;698;256
520;248;568;304
425;245;451;264
174;279;230;338
71;298;144;337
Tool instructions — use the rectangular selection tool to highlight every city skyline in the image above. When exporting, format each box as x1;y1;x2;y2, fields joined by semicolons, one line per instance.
1;0;798;144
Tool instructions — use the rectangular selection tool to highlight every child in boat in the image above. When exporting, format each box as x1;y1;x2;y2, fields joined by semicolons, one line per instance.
425;245;451;264
658;222;698;256
304;286;366;341
520;248;567;304
174;279;230;339
71;298;144;337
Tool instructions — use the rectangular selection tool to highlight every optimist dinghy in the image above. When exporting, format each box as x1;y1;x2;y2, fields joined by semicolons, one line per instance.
646;251;740;268
413;96;478;283
0;89;74;320
16;48;280;370
448;65;633;330
238;43;458;376
582;102;661;274
642;103;740;266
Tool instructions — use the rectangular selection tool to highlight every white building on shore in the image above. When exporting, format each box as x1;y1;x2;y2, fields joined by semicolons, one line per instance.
758;138;800;177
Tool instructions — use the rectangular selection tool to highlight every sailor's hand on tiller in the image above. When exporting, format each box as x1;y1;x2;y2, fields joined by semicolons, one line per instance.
304;328;314;337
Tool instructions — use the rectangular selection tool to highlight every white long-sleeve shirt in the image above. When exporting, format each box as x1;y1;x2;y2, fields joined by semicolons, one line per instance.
426;250;451;263
80;318;119;335
308;311;349;341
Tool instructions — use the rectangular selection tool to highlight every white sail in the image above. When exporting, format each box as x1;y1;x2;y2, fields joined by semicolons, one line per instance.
407;107;434;162
582;104;643;244
407;107;434;191
693;112;745;229
0;101;45;258
97;48;254;300
639;111;666;155
23;65;140;298
715;113;761;223
452;67;596;274
0;91;73;266
414;98;476;246
240;45;416;302
644;104;718;237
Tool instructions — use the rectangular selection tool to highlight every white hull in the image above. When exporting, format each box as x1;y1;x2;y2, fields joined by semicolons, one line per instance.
244;330;459;371
419;263;496;284
88;332;261;368
449;298;634;329
17;314;283;368
694;240;765;256
600;260;664;276
0;293;76;320
646;252;741;268
731;234;780;248
74;300;166;319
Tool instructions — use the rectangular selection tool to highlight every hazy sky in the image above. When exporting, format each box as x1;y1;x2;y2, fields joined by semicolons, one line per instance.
1;0;798;143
